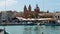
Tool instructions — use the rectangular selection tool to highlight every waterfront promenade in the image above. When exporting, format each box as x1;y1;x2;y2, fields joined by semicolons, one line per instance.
0;18;60;26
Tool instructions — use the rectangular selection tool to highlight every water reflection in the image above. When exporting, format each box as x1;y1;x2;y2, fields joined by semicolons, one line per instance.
24;26;43;34
0;26;60;34
23;26;60;34
34;26;40;34
24;26;32;34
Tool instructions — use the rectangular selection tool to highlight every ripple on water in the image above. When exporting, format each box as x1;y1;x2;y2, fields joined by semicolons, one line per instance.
0;26;60;34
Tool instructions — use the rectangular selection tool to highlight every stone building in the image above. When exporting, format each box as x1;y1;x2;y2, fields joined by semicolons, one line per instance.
0;12;2;23
53;13;60;19
6;10;14;22
23;5;32;18
23;4;40;18
1;11;7;22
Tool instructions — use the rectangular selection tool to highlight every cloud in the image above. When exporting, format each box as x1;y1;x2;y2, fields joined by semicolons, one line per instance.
0;0;18;7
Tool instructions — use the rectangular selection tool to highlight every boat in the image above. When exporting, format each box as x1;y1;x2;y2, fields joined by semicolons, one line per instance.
44;21;60;26
0;28;9;34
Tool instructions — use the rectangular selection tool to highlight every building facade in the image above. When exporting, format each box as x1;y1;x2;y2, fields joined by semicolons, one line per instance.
23;4;40;18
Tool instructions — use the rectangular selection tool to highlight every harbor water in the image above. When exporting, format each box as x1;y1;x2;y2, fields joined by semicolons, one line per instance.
0;25;60;34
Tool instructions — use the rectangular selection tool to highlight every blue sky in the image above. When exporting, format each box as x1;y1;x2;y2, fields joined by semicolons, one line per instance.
0;0;60;12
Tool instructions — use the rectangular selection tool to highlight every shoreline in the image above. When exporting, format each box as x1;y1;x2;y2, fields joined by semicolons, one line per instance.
0;24;60;26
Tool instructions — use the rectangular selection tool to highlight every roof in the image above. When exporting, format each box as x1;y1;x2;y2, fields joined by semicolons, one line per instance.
16;17;53;21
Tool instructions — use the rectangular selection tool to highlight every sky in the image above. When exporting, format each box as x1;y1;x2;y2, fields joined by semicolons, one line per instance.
0;0;60;12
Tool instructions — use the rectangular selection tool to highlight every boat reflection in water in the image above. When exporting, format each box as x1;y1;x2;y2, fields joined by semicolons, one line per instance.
0;25;60;34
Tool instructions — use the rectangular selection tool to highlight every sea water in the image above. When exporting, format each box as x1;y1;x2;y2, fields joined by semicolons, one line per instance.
0;25;60;34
